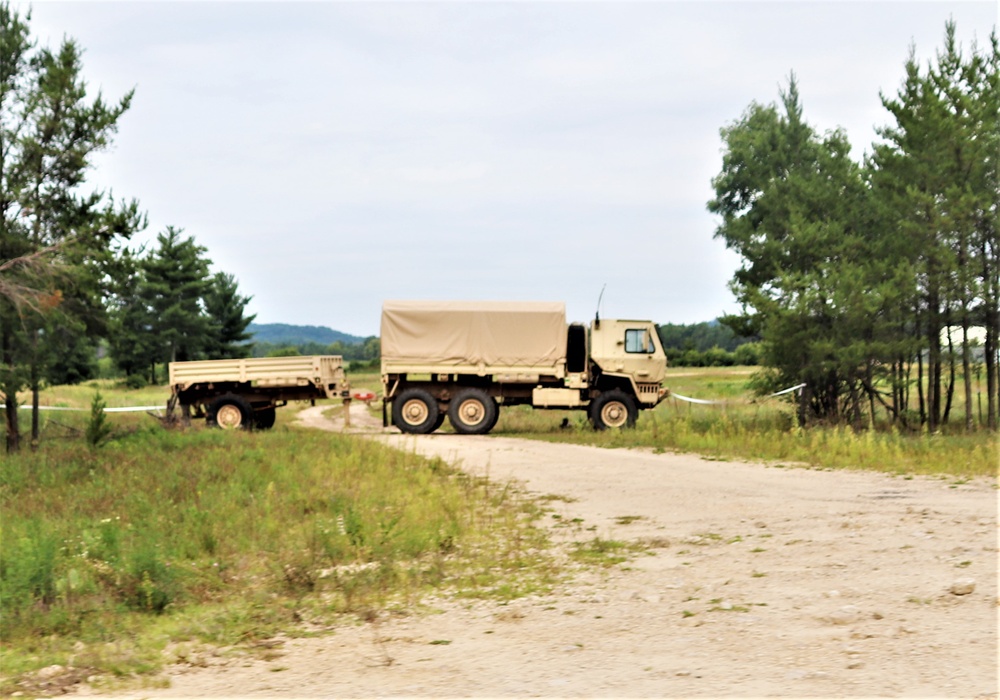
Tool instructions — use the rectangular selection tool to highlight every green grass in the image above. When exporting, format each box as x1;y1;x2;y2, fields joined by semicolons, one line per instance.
14;378;171;410
488;367;998;479
0;419;555;694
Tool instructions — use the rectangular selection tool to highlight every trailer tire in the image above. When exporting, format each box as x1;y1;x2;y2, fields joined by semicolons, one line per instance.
393;388;440;434
207;394;254;430
590;390;638;430
254;406;277;430
448;388;498;435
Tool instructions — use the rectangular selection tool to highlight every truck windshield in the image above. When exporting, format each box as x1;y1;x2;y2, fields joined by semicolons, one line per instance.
625;329;655;354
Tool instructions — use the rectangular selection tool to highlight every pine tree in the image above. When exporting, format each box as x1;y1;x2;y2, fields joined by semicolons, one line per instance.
203;272;255;359
872;22;999;430
141;227;212;370
105;246;157;381
1;3;142;452
708;76;884;423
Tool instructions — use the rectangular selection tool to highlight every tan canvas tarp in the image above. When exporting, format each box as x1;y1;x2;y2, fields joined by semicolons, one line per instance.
381;301;567;369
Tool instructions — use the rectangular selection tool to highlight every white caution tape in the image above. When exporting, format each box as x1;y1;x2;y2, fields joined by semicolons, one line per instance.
766;383;806;398
671;393;724;405
0;404;163;413
671;383;805;405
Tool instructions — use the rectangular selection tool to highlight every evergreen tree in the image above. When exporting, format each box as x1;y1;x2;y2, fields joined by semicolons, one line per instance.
203;271;255;359
709;76;886;423
1;3;142;452
105;246;157;380
872;22;999;430
141;227;212;371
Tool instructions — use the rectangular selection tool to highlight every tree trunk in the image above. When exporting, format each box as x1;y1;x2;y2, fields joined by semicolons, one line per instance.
3;395;17;453
797;383;812;428
984;238;999;430
30;329;39;448
943;328;955;424
961;321;974;431
1;325;20;453
917;327;926;428
30;383;39;448
988;322;998;430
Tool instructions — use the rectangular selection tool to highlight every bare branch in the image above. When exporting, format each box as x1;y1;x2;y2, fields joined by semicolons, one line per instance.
0;239;69;315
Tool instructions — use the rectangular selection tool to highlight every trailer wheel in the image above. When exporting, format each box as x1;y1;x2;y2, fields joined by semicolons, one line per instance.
590;390;638;430
254;406;277;430
448;388;498;435
393;388;440;434
207;394;254;430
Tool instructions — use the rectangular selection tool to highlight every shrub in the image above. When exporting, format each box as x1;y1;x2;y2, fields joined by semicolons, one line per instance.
86;391;113;447
122;373;148;389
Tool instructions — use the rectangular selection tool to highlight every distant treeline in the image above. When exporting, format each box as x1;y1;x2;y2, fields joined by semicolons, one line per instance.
656;322;760;367
252;337;380;367
248;323;365;347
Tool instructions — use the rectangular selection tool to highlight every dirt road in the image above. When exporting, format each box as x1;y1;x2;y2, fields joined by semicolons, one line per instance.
77;404;997;698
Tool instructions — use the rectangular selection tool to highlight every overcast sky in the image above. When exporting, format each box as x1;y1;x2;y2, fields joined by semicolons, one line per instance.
17;1;999;337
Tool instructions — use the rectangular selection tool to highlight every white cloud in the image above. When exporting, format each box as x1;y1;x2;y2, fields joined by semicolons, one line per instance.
17;1;998;335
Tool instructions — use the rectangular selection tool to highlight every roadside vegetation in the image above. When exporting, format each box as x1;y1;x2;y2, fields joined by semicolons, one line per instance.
0;393;555;695
351;368;997;479
509;368;996;479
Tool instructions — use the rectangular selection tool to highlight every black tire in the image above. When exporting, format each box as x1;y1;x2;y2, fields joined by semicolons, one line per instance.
392;388;440;434
430;412;446;433
448;388;498;435
484;404;501;433
207;394;254;430
254;406;277;430
589;390;638;430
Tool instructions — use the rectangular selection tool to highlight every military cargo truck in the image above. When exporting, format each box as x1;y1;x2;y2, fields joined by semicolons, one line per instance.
168;355;350;430
380;300;668;434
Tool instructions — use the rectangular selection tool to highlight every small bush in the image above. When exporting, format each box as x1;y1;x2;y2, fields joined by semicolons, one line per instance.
123;545;178;614
0;524;61;615
122;373;148;389
86;391;113;447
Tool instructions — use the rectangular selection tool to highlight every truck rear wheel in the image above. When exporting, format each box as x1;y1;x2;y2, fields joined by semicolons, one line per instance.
393;388;440;434
448;388;498;435
207;394;254;430
590;390;638;430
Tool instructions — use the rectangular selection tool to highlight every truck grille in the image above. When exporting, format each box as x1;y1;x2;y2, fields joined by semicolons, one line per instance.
637;383;660;396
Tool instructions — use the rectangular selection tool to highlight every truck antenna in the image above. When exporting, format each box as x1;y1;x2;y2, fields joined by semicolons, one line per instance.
595;284;606;327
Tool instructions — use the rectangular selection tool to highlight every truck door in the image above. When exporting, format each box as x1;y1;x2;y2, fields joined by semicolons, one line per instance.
590;320;666;385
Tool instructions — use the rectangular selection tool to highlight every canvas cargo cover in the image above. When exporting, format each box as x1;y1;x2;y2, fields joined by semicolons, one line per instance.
381;301;567;369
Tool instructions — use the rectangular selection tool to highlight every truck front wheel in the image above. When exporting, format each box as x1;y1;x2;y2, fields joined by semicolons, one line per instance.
207;394;254;430
393;388;440;434
590;390;638;430
448;388;498;435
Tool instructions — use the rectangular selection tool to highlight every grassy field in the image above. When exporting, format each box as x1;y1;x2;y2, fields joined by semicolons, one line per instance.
0;394;556;695
1;367;995;693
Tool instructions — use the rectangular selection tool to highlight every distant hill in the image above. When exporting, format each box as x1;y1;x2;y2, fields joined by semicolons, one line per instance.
248;323;367;347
